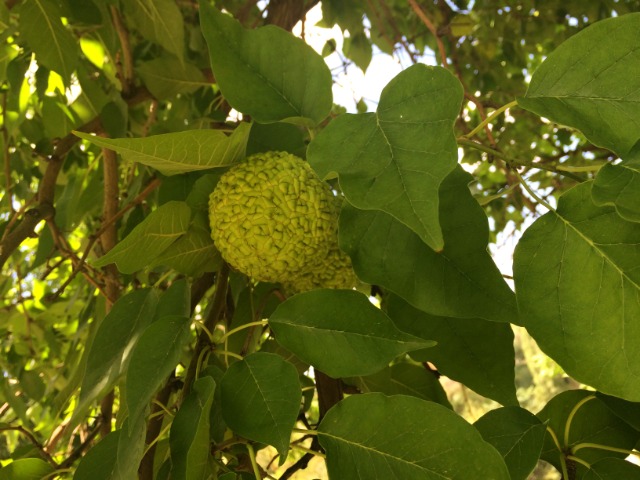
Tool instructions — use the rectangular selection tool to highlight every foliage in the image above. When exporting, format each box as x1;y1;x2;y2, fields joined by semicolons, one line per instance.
1;1;640;479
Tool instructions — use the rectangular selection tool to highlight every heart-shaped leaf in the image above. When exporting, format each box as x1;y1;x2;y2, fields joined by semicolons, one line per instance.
318;393;510;479
74;123;250;176
220;353;301;462
308;64;463;251
199;2;332;125
514;181;640;401
519;13;640;157
474;406;546;480
269;289;435;378
340;167;518;323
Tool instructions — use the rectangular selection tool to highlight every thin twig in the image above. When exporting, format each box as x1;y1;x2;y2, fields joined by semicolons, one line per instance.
408;0;448;66
1;425;60;468
110;5;134;94
1;92;13;214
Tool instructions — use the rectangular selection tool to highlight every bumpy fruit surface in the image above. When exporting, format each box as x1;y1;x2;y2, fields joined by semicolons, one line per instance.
209;151;337;283
285;242;358;294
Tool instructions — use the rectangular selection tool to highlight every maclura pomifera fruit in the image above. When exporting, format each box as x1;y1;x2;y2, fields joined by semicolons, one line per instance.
209;151;339;283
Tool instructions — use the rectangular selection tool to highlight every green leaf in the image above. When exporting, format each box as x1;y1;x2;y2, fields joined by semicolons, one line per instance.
199;2;332;125
346;363;452;408
170;376;216;480
343;31;372;71
246;122;306;158
537;390;640;471
341;167;518;323
0;45;19;84
387;295;518;406
123;0;185;62
518;13;640;157
74;123;250;176
17;0;79;85
308;64;463;251
269;289;435;378
126;315;191;430
154;278;191;320
0;458;54;480
318;393;510;479
597;392;640;432
474;406;547;480
592;148;640;222
583;458;640;479
150;222;221;277
138;57;209;99
74;415;147;480
93;201;191;274
514;181;640;401
42;97;81;139
76;289;159;419
220;352;301;462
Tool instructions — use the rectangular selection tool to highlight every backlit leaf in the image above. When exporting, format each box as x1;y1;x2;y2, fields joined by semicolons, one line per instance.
514;181;640;400
0;459;53;480
199;1;332;125
309;64;463;250
318;394;510;479
592;146;640;222
74;123;250;176
269;289;435;378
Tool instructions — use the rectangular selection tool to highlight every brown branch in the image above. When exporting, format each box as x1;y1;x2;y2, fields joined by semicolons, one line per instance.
1;425;59;468
139;376;175;480
110;5;134;95
408;0;448;67
1;93;13;214
57;421;102;469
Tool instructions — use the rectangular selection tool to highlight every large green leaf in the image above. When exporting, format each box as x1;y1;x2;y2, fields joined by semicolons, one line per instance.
583;458;640;479
308;64;462;251
220;353;301;462
318;393;510;479
74;123;250;176
154;278;191;320
269;289;435;378
597;392;640;432
0;459;53;480
514;181;640;401
126;315;191;430
518;13;640;157
199;2;332;125
341;167;517;323
537;390;640;471
18;0;79;85
76;289;159;419
346;363;452;408
592;146;640;222
123;0;184;62
138;57;209;99
93;201;191;274
474;406;546;480
170;376;216;480
387;295;518;406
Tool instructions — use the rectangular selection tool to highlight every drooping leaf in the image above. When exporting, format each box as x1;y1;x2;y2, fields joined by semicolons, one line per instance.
220;353;301;463
309;64;463;251
18;0;79;85
592;146;640;222
0;458;54;480
170;376;216;480
126;315;191;430
93;201;191;274
514;181;640;401
346;363;452;408
138;57;209;99
74;415;147;480
74;123;250;176
387;295;518;406
76;289;159;420
343;31;372;71
199;2;332;125
123;0;185;62
269;289;435;378
318;393;510;479
583;458;640;479
341;167;517;323
519;13;640;157
474;406;547;480
537;390;640;471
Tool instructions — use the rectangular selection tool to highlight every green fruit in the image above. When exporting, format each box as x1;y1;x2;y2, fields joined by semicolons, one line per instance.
285;242;358;294
209;151;337;283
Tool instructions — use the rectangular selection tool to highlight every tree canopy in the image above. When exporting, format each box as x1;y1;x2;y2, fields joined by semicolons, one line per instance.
2;1;640;479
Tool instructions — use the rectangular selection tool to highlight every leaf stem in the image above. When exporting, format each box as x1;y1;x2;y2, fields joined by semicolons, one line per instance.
512;168;555;211
572;442;640;457
556;164;604;172
293;427;318;436
546;426;563;452
564;394;596;446
560;454;570;480
214;350;244;361
246;443;262;480
217;320;269;344
290;444;325;458
463;100;518;140
566;455;590;469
